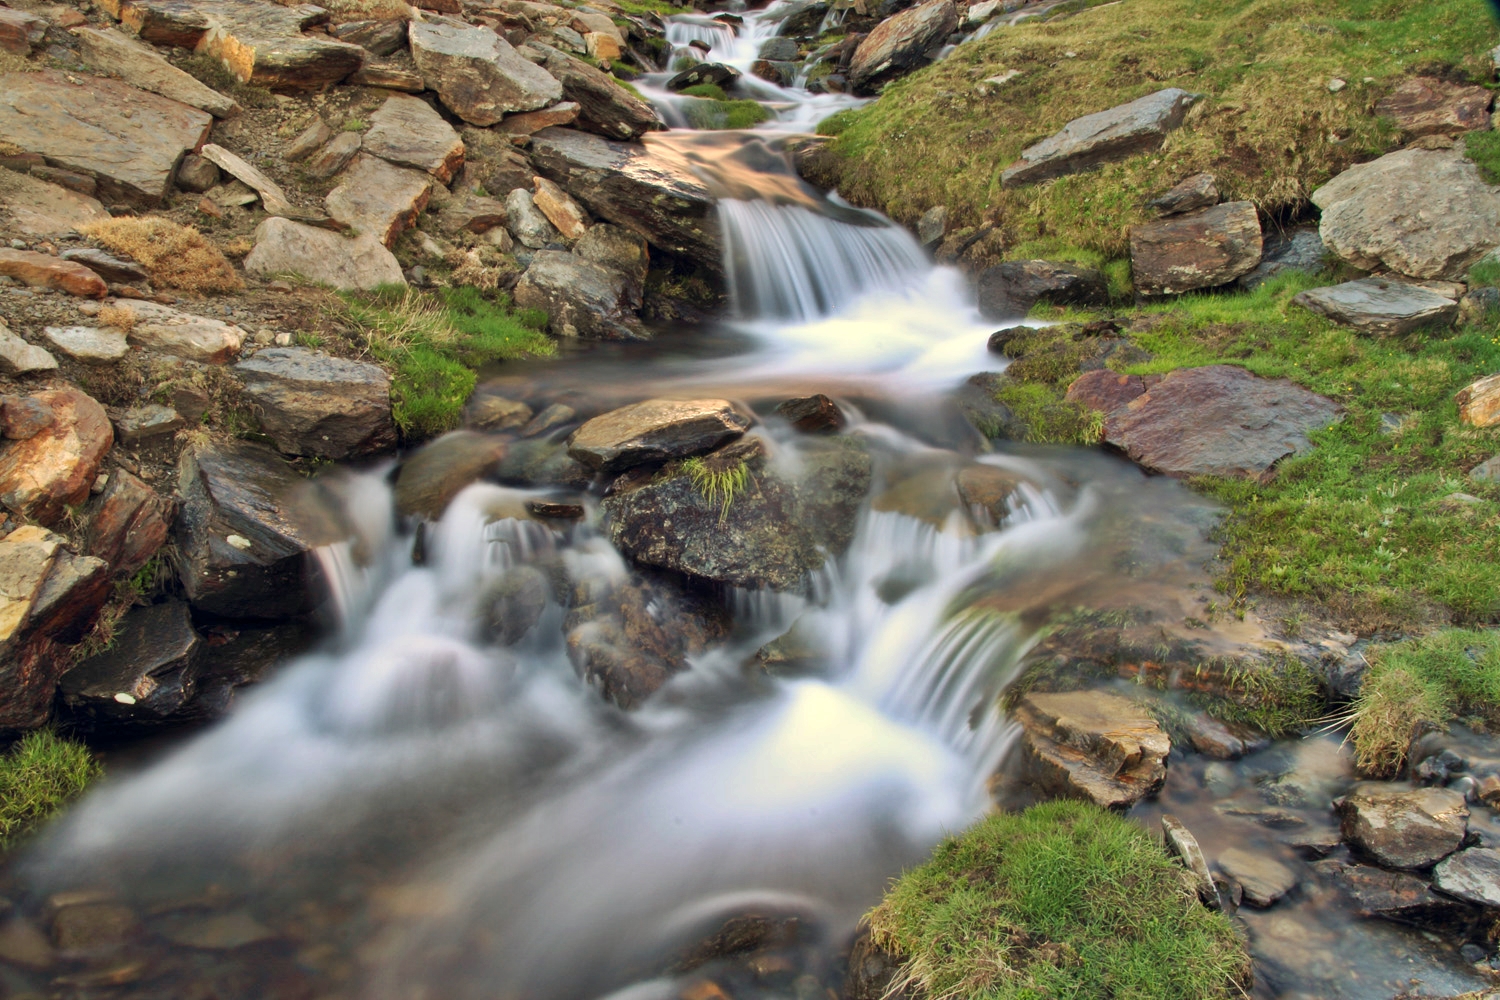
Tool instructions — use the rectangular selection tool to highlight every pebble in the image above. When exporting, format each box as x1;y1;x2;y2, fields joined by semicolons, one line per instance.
1327;78;1346;92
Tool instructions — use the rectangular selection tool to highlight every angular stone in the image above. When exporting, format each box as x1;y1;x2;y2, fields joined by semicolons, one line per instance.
667;61;741;92
514;250;643;339
776;394;844;434
531;176;588;242
176;439;319;619
59;600;202;725
573;222;648;289
1432;847;1500;908
124;300;245;363
975;259;1107;320
1312;858;1471;927
27;546;110;645
848;0;956;94
349;62;427;92
73;26;240;119
115;404;184;442
393;431;508;519
58;248;149;285
1162;814;1218;908
244;217;406;291
504;187;562;248
332;18;407;56
1292;278;1458;336
1375;76;1492;139
0;525;60;660
1237;225;1326;290
43;326;129;364
0;325;60;375
113;0;211;48
570;398;749;472
284;120;333;162
302;131;362;180
1338;783;1469;869
1130;201;1262;296
437;193;508;236
198;143;304;219
1218;847;1297;908
1184;713;1267;760
87;468;173;579
185;0;364;91
1470;452;1500;482
325;155;431;248
1014;689;1170;810
1148;172;1219;216
1311;149;1500;281
1001;88;1201;188
529;127;719;269
1457;372;1500;428
499;100;580;136
0;249;108;298
410;15;563;126
0;8;46;55
0;170;110;237
1;394;55;440
362;94;465;183
0;71;213;207
0;388;113;526
525;44;662;141
236;347;395;459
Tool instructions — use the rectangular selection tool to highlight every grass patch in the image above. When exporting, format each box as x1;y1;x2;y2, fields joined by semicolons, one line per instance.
1466;129;1500;186
992;380;1104;445
610;0;682;16
81;216;242;294
680;83;729;101
342;285;553;439
1349;629;1500;778
343;118;368;132
683;454;750;523
0;731;101;849
868;800;1248;1000
1189;656;1326;737
680;97;772;130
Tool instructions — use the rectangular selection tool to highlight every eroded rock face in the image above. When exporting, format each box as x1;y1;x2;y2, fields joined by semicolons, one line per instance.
513;250;645;340
1312;149;1500;281
1375;76;1492;139
976;259;1107;320
568;398;750;473
1292;278;1459;336
526;44;664;140
1338;784;1469;870
0;387;113;527
244;217;406;291
410;16;563;126
1001;88;1201;188
362;94;465;183
847;0;957;95
58;600;202;726
1129;201;1263;296
1015;690;1170;810
236;348;396;459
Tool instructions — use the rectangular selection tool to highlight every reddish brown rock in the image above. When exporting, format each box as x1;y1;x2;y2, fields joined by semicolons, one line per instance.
362;94;465;183
1457;372;1500;428
0;250;108;298
500;100;581;136
87;469;175;579
1376;76;1493;139
1129;201;1263;296
0;388;114;526
775;394;844;434
1064;369;1152;416
1015;690;1171;810
0;8;47;55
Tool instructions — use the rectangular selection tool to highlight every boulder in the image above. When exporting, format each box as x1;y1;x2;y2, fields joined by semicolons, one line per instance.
198;144;306;219
124;300;245;364
666;61;741;91
776;394;844;433
847;0;956;95
1014;689;1170;810
244;217;406;291
975;259;1107;320
1183;713;1267;760
1001;88;1200;188
498;100;581;136
72;26;239;118
0;70;213;206
573;223;649;289
58;600;202;725
513;251;645;339
569;398;750;472
505;187;563;248
175;440;320;619
115;404;185;443
303;132;362;180
532;176;589;242
524;45;663;141
1;395;56;440
0;325;59;375
529;127;720;269
0;526;61;663
43;326;129;364
1237;225;1326;290
1147;172;1219;216
0;8;46;55
1337;784;1469;869
437;193;509;235
87;469;173;579
409;16;563;126
0;388;113;526
1067;364;1341;480
1311;149;1500;281
1217;847;1297;908
186;0;363;89
1129;201;1263;296
58;248;150;285
362;94;465;183
1161;815;1218;908
1457;372;1500;428
1312;858;1472;927
332;17;407;56
1375;76;1492;139
0;249;107;299
393;431;508;518
1292;278;1458;336
235;348;396;459
325;155;432;248
1432;847;1500;908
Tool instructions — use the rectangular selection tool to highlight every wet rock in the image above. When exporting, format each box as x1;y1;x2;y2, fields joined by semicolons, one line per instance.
1184;713;1268;760
394;431;508;519
1375;76;1492;139
244;217;406;291
1433;847;1500;908
176;440;320;619
0;8;46;55
514;250;645;340
954;463;1023;525
410;15;563;126
1292;278;1458;336
770;0;830;37
1001;88;1200;188
466;394;533;431
0;324;60;375
975;259;1107;320
87;469;173;579
326;155;432;249
42;326;129;365
758;36;799;61
1148;172;1219;216
524;45;663;141
362;94;465;183
529;127;719;268
532;176;589;242
573;223;649;291
484;564;549;644
1014;689;1170;810
50;901;140;953
1129;201;1263;296
0;387;113;526
1313;858;1472;929
1162;814;1219;908
236;348;395;459
0;249;108;298
303;131;363;180
156;910;275;949
776;394;844;434
1457;373;1500;428
115;404;184;443
667;61;742;91
1338;783;1469;869
848;0;957;95
58;248;149;286
569;398;750;473
59;600;202;725
1217;847;1297;907
124;300;245;364
0;917;56;970
332;17;408;56
73;26;239;118
0;70;213;207
1311;148;1500;281
498;99;581;136
1237;225;1326;290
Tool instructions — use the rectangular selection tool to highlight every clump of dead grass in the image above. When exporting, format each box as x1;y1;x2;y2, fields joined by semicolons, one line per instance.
97;303;137;333
82;217;242;293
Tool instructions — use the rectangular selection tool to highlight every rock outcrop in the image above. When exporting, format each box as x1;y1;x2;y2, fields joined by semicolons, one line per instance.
1001;88;1200;188
513;250;645;339
848;0;957;95
1014;690;1170;810
410;15;564;126
1292;278;1459;336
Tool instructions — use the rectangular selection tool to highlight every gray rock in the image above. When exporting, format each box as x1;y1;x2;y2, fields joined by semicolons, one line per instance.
362;93;465;183
758;36;799;60
58;600;201;725
325;154;431;249
1312;149;1500;281
569;398;750;473
303;131;362;180
72;25;239;119
1130;201;1263;296
1237;225;1326;290
332;18;408;57
124;300;245;364
524;44;663;141
513;250;645;340
0;325;59;374
284;120;334;162
235;347;395;459
244;217;406;291
1338;783;1469;869
976;259;1108;320
1162;814;1219;908
115;404;184;442
848;0;957;95
174;153;220;192
1470;453;1500;483
1015;689;1170;810
43;326;129;364
1001;88;1201;188
1312;859;1467;926
667;61;742;91
1292;278;1458;336
410;15;563;126
1460;285;1500;325
505;187;563;249
58;248;149;285
916;204;947;247
1433;847;1500;908
573;223;649;290
1218;847;1297;907
1148;172;1219;216
393;430;508;519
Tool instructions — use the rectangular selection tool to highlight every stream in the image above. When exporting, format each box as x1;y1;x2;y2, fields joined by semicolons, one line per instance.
0;4;1494;999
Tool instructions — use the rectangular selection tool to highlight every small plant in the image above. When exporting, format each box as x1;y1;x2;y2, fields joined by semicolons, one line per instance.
343;118;368;132
0;731;102;849
97;303;137;332
684;455;750;524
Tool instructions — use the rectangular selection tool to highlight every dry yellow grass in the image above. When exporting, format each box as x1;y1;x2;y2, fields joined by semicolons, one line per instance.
97;303;137;332
81;216;243;294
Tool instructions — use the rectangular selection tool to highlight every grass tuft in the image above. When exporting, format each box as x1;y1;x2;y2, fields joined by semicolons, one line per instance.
81;217;242;294
680;97;772;130
684;455;751;524
0;731;101;849
1466;130;1500;186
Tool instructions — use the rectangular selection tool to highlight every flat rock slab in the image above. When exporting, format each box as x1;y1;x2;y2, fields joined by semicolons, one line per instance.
1457;373;1500;429
1375;76;1492;139
525;46;661;141
0;70;212;207
59;248;149;284
244;217;405;290
569;398;750;473
125;300;245;363
410;15;562;126
514;250;644;340
848;0;957;94
235;347;395;459
1218;847;1298;908
362;94;465;183
1312;148;1500;281
0;326;59;375
73;26;239;118
0;249;108;298
325;155;431;248
1293;278;1458;336
1313;859;1466;926
1001;88;1200;188
1130;201;1263;296
43;326;129;364
1338;783;1469;870
59;599;202;723
1433;848;1500;908
1068;364;1341;481
0;170;109;236
1015;689;1170;810
0;387;113;527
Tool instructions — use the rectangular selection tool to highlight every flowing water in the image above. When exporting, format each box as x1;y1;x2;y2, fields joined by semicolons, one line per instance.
1;4;1492;999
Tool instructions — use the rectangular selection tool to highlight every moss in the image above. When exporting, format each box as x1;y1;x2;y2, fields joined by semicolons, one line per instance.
1188;655;1326;737
681;96;773;130
1468;256;1500;289
0;731;101;849
868;801;1248;1000
343;118;368;132
1466;130;1500;186
680;82;729;101
81;217;242;294
991;381;1104;445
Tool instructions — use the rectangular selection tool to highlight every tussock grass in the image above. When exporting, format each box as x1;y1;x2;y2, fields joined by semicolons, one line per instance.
97;303;137;333
868;800;1248;1000
81;217;242;294
683;455;750;523
0;731;101;849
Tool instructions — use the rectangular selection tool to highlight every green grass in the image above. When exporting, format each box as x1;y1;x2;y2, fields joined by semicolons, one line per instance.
0;731;101;849
1466;130;1500;186
343;118;368;132
1188;655;1327;737
991;380;1104;445
343;285;553;439
680;97;772;130
680;83;729;101
610;0;681;16
1349;629;1500;777
683;454;751;523
868;801;1248;1000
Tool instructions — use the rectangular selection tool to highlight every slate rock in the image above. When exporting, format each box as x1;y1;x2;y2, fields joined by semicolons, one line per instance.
124;300;246;364
325;154;431;249
532;176;589;242
1375;76;1492;139
302;132;362;180
332;18;407;56
847;0;957;95
1338;783;1469;869
244;217;406;291
776;394;844;433
199;143;305;219
1162;814;1219;908
524;45;663;141
0;8;46;55
667;61;741;91
568;398;750;473
235;347;396;459
0;387;113;526
975;259;1107;320
115;404;185;443
1130;201;1263;296
59;600;202;725
0;394;55;440
1293;278;1458;336
1148;172;1219;216
1433;847;1500;908
498;99;581;136
410;15;563;126
183;0;364;91
1001;88;1201;188
362;94;465;183
0;249;108;298
1218;847;1298;907
87;468;173;579
1237;225;1326;290
1014;689;1170;810
73;26;239;118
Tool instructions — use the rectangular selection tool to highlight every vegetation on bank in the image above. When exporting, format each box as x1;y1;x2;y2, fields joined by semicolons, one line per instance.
868;800;1248;1000
0;731;101;849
